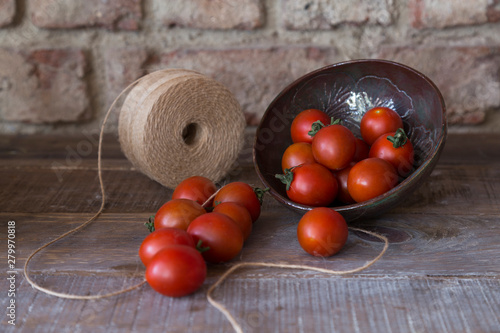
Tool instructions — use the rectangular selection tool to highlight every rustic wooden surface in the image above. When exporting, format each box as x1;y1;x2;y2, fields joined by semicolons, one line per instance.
1;132;499;333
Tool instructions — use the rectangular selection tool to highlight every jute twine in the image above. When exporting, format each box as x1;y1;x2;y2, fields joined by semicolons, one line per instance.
119;69;246;188
23;69;389;332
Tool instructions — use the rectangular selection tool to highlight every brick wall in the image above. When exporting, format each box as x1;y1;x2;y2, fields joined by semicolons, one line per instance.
0;0;499;135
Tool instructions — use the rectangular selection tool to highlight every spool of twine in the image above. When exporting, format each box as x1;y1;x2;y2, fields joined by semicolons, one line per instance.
119;69;246;188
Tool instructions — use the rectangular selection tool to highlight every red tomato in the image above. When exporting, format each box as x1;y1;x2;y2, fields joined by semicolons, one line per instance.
145;245;206;297
213;202;252;241
360;107;403;145
213;182;262;222
297;207;348;257
154;199;206;231
290;109;330;144
139;228;196;267
276;163;338;206
348;158;398;202
353;137;370;162
172;176;217;206
187;212;244;263
369;129;415;177
312;124;356;170
281;142;315;172
333;164;355;204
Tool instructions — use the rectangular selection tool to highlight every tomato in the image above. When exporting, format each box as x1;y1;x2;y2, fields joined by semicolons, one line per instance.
353;137;370;162
139;228;196;267
347;158;398;202
281;142;315;172
297;207;348;257
360;107;403;145
276;163;338;206
187;212;244;263
145;245;206;297
311;124;356;170
333;164;355;204
369;129;415;177
213;202;252;241
154;199;206;231
172;176;217;206
213;182;262;222
290;109;330;144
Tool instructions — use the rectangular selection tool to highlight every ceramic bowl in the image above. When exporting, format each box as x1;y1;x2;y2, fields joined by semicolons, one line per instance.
253;59;447;221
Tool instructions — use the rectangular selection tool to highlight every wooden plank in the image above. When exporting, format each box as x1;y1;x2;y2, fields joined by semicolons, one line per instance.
0;134;122;160
3;210;499;277
0;130;255;165
0;132;498;163
0;163;259;214
2;274;499;332
1;159;498;216
1;134;499;215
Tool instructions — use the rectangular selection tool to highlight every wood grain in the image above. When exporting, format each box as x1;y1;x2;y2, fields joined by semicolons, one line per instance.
1;274;499;332
1;133;499;332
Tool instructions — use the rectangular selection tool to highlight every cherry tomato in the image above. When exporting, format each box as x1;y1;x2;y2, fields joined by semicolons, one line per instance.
281;142;315;172
360;107;403;145
312;124;356;170
214;182;262;222
187;212;244;263
347;158;398;202
333;164;355;204
139;228;196;267
297;207;348;257
353;137;370;162
213;202;252;241
369;129;415;177
290;109;330;144
276;163;338;207
154;199;206;231
172;176;217;206
145;245;206;297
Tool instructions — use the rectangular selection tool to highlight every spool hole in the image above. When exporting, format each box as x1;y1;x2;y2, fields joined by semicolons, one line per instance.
182;123;200;145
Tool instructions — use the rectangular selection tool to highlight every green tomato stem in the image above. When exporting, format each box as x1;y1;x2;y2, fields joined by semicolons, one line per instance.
275;168;295;191
196;239;210;253
145;215;155;233
307;120;326;137
387;128;408;148
254;187;270;205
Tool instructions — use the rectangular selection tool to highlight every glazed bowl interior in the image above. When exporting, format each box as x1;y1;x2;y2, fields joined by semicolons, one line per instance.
253;59;447;221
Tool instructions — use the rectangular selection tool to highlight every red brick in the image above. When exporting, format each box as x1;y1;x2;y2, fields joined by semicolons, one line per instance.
377;46;500;124
159;0;265;30
158;47;342;125
0;48;90;123
0;0;15;27
29;0;142;30
487;0;500;22
410;0;499;29
103;47;341;126
282;0;394;30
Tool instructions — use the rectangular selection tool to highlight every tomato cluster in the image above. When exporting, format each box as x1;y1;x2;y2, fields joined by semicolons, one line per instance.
279;107;414;258
139;176;266;297
277;107;415;206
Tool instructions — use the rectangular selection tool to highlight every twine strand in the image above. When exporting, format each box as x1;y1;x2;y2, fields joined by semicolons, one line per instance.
206;227;388;333
23;77;148;299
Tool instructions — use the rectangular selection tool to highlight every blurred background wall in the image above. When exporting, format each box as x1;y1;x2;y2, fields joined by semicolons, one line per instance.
0;0;499;135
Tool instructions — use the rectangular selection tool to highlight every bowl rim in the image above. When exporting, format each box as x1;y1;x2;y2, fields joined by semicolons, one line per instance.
253;58;448;216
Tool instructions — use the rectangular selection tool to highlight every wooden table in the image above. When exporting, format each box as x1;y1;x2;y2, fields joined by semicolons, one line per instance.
1;132;499;333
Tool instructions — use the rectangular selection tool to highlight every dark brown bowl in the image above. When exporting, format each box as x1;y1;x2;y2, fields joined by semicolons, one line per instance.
253;59;447;221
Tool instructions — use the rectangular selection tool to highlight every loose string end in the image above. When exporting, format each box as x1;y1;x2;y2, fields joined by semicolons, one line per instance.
206;227;389;332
